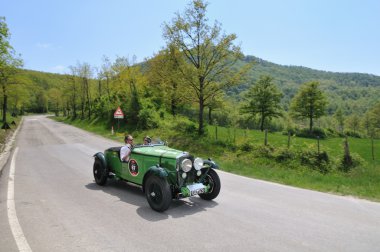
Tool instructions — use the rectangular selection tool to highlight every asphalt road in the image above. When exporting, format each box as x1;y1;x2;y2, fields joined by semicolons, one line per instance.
1;115;380;252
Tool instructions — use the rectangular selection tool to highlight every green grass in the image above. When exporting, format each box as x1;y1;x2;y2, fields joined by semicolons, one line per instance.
0;114;22;149
53;116;380;202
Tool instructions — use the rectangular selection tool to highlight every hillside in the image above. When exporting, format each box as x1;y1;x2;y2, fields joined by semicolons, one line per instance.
11;56;380;116
228;56;380;114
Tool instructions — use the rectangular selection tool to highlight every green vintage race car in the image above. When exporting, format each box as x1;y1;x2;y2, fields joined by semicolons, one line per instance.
93;140;221;212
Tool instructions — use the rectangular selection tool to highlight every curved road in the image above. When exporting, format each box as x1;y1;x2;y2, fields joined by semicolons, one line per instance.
1;115;380;251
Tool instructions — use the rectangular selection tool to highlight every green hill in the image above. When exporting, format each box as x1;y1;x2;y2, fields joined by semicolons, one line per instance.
228;56;380;115
6;56;380;118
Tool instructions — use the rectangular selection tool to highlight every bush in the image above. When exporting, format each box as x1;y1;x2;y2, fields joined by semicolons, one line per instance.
172;119;198;134
296;127;327;139
137;107;159;130
338;153;364;172
344;130;362;138
274;148;296;162
252;145;275;158
240;141;254;152
299;150;330;173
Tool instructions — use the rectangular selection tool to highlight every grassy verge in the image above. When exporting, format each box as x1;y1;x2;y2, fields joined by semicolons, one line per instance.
0;114;22;151
53;116;380;202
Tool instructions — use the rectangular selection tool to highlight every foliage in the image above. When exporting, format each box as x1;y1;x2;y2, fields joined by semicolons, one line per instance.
0;16;23;128
299;150;330;173
240;75;283;131
339;152;365;172
296;127;327;139
163;0;249;135
290;81;327;132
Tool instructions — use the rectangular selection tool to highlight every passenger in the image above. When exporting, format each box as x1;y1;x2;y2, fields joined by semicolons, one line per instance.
143;136;152;145
120;135;133;162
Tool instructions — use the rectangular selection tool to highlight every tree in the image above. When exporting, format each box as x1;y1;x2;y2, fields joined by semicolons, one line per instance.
163;0;248;135
290;81;327;132
0;17;23;128
146;46;187;116
368;102;380;137
241;75;283;131
346;114;360;134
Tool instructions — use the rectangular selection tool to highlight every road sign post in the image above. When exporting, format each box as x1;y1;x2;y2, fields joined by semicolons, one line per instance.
113;107;124;131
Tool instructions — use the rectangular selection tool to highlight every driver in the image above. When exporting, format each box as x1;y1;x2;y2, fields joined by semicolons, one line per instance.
120;135;133;162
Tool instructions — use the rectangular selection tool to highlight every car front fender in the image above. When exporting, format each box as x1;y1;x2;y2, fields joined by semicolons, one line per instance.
142;165;169;192
204;159;219;169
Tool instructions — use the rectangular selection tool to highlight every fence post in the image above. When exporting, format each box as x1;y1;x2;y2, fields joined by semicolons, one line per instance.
264;129;268;146
287;131;291;148
372;136;375;161
317;136;320;154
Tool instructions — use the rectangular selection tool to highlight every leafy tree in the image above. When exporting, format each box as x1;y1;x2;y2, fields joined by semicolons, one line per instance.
241;75;283;131
345;114;360;134
0;17;23;128
48;88;63;116
362;111;373;137
146;46;187;116
163;0;248;135
290;81;327;132
368;102;380;136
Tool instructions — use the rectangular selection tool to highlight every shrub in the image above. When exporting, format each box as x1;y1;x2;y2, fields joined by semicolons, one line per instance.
252;144;275;158
338;153;364;172
299;150;330;173
172;119;198;134
137;107;159;130
296;127;327;139
240;141;254;152
274;148;296;162
344;131;362;138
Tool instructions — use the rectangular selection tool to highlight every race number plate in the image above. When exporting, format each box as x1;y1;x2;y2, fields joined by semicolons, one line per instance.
187;183;205;196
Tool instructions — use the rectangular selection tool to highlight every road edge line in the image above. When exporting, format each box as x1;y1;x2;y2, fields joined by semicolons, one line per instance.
7;147;32;252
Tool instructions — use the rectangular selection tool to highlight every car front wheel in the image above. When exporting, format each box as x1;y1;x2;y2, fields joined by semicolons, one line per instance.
144;175;172;212
93;158;108;186
199;169;221;200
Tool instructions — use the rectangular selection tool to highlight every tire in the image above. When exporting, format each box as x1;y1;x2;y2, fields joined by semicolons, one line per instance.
93;158;108;186
144;175;172;212
199;169;221;200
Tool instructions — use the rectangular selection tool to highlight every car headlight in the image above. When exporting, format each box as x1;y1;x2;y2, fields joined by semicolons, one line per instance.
193;157;203;170
181;159;192;173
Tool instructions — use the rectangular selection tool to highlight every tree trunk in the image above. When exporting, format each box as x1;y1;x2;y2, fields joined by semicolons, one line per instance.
208;107;212;124
260;111;265;132
198;97;205;135
171;99;177;116
2;94;6;123
309;115;313;132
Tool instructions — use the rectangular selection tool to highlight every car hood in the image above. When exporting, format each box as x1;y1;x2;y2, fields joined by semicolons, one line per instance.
132;145;188;159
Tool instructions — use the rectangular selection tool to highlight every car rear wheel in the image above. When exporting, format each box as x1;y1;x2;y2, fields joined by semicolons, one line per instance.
145;175;172;212
93;158;108;185
199;169;221;200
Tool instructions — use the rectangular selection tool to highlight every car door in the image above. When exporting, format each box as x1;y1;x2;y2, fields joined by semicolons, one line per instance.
121;152;145;184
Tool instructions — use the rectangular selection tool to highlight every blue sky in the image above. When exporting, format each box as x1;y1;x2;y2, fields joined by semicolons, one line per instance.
2;0;380;76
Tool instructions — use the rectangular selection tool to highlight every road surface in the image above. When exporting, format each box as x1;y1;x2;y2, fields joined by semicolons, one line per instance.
1;115;380;251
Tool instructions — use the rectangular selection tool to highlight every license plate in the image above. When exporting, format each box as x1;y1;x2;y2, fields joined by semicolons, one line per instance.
187;183;205;196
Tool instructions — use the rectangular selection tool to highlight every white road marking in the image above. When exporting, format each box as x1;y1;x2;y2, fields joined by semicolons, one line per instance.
7;147;32;252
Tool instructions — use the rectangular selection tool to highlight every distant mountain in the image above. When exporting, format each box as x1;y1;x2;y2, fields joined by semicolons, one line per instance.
227;56;380;115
